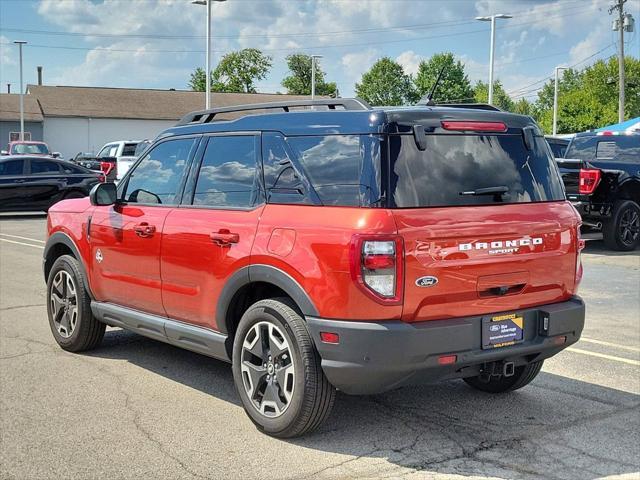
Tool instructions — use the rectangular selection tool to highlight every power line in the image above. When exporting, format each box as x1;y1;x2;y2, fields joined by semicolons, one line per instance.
0;1;589;40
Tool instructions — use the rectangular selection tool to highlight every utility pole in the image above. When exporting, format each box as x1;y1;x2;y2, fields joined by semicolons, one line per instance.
311;55;322;100
475;14;512;105
13;41;27;141
553;66;568;136
610;0;629;123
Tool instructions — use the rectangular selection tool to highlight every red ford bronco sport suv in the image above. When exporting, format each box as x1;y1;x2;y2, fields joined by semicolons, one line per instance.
44;99;585;437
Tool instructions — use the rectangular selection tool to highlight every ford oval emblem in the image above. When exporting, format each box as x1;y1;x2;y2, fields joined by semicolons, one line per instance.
416;276;438;287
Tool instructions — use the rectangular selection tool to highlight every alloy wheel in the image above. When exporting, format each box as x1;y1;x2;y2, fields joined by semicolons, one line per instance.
240;321;295;418
619;207;640;246
50;270;78;338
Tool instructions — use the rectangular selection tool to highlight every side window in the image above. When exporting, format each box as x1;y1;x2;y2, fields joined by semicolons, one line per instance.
0;160;24;176
286;135;366;207
262;133;312;205
596;141;617;159
30;160;61;175
121;143;138;156
124;138;196;205
192;135;261;208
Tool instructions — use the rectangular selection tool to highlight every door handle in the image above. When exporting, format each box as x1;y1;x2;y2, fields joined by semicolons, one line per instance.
14;179;26;183
134;222;156;238
210;229;239;246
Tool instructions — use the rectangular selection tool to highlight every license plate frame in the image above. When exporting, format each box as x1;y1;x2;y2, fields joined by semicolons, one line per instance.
482;313;524;349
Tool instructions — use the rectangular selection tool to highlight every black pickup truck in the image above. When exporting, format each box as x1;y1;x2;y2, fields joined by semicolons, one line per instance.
556;132;640;251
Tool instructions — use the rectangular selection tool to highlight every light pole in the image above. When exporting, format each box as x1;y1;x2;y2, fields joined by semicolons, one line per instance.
553;66;568;136
192;0;227;110
475;14;512;105
311;55;322;100
14;41;27;141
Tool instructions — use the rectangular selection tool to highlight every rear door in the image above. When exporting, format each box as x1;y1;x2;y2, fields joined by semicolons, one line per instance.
161;133;264;331
389;128;580;322
24;158;66;209
0;159;27;210
89;137;198;315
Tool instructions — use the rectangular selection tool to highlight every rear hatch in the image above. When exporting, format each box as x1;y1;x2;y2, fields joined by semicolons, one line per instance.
388;121;580;321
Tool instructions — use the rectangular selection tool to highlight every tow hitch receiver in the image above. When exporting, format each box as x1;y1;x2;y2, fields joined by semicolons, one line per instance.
479;361;516;382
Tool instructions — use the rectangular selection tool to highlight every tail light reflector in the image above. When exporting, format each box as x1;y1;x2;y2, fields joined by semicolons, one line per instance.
441;121;507;132
578;168;601;195
320;332;340;344
438;355;457;365
350;236;404;304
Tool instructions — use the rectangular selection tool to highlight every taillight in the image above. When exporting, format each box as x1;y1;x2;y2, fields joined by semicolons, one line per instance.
578;168;601;195
99;172;106;183
441;121;507;132
100;161;114;177
350;236;404;304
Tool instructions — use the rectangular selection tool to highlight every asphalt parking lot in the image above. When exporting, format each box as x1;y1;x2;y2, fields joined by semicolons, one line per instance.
1;214;638;480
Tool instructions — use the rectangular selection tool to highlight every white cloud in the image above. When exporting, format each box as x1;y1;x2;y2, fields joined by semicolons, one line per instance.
396;50;423;76
0;35;16;68
341;49;380;85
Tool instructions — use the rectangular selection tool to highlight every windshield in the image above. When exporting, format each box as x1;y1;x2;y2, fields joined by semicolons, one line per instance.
11;143;49;155
389;133;566;208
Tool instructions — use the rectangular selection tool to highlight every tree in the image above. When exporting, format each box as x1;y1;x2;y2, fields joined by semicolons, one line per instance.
534;57;640;133
473;80;514;112
513;98;533;116
355;57;417;106
281;54;337;96
414;52;473;103
188;67;208;92
188;48;272;93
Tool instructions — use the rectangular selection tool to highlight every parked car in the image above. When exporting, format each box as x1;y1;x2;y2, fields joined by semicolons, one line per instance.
43;99;585;438
545;136;570;158
557;131;640;250
0;155;102;212
96;140;142;180
1;141;60;158
71;152;117;182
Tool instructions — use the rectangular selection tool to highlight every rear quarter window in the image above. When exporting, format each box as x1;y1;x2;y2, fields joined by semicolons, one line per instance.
390;133;565;208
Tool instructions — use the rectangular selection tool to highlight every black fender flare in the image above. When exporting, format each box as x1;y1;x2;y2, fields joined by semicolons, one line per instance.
43;232;94;298
215;264;319;334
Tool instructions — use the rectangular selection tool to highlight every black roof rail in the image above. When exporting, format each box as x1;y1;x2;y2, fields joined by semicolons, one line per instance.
177;98;372;125
434;103;502;112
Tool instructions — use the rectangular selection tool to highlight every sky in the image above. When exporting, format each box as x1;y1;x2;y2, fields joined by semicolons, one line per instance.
0;0;639;102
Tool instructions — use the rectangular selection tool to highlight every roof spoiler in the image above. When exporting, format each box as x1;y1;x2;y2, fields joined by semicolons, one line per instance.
433;103;502;111
177;98;372;125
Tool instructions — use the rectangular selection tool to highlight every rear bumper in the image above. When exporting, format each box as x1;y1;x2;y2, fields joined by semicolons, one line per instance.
306;296;585;394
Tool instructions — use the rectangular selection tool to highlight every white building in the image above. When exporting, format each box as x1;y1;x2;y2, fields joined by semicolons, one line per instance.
25;85;309;160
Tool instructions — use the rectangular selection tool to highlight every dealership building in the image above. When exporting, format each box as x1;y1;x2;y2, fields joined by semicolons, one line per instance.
0;85;309;160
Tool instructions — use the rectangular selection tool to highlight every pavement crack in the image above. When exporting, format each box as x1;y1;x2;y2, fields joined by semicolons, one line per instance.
0;303;46;312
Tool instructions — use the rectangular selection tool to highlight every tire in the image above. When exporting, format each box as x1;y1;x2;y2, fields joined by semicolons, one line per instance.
603;200;640;251
463;360;543;393
232;298;336;438
46;255;105;352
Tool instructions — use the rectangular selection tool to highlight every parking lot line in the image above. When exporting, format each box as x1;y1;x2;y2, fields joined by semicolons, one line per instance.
566;347;640;366
0;238;45;250
580;337;640;353
0;233;46;244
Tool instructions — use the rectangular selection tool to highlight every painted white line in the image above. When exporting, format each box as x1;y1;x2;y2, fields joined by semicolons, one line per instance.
581;337;640;353
567;347;640;366
0;233;46;244
0;238;45;250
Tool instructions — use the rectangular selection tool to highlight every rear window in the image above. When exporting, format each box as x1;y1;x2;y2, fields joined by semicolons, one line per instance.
566;135;640;162
390;133;565;208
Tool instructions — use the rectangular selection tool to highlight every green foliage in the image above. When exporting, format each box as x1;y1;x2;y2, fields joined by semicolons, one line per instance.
513;98;533;116
355;57;417;106
188;67;207;92
414;52;473;103
473;80;515;112
281;54;337;96
188;49;272;93
535;57;640;134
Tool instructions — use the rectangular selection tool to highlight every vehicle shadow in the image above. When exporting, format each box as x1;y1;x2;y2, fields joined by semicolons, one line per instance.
582;238;639;257
0;213;48;220
88;328;640;480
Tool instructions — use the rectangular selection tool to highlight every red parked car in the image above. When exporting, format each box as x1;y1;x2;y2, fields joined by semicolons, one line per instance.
43;99;585;437
2;141;57;157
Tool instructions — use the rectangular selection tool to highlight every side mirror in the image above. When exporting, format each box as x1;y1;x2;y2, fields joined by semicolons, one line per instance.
90;182;118;206
52;152;61;158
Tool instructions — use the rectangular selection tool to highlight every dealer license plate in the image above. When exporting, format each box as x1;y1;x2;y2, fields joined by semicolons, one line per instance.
482;313;524;349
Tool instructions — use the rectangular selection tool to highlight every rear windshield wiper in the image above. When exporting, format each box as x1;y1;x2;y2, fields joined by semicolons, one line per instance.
459;186;509;196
